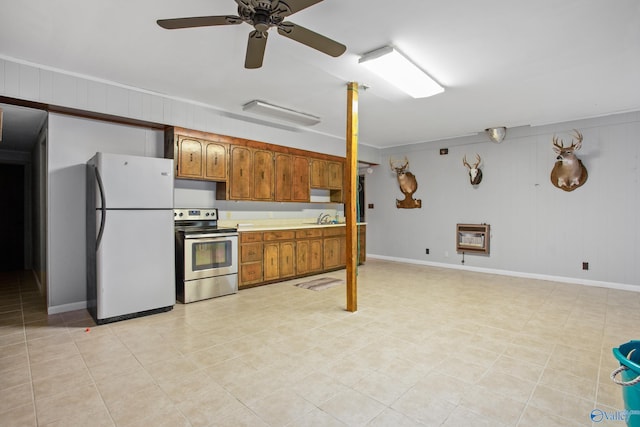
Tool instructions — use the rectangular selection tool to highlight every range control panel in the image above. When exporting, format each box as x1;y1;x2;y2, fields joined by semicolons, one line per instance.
173;208;218;221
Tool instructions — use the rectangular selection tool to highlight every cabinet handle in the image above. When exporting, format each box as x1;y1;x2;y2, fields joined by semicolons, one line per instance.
240;168;243;177
261;171;264;179
190;153;193;161
214;154;218;165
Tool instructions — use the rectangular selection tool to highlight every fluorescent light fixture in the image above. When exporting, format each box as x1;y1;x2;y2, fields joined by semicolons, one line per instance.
358;46;444;98
242;100;321;126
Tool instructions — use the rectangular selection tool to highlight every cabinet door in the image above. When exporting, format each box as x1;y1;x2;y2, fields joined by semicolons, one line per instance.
263;242;279;281
296;240;309;275
204;142;227;181
279;241;295;278
275;153;292;202
328;161;343;189
323;237;341;269
310;159;328;188
253;149;274;201
176;137;203;179
230;146;252;200
292;156;310;202
309;239;323;272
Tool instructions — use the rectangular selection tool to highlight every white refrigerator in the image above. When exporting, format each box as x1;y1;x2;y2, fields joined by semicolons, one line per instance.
86;152;175;324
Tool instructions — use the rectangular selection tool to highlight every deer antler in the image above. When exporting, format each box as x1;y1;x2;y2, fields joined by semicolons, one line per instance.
462;155;471;169
570;130;583;150
553;129;583;150
463;154;481;169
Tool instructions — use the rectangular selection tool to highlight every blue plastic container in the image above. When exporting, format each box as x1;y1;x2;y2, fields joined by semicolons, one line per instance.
612;341;640;427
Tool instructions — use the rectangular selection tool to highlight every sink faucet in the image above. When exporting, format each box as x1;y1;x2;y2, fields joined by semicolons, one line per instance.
317;213;331;224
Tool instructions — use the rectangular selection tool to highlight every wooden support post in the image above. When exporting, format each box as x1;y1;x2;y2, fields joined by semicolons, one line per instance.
345;82;358;312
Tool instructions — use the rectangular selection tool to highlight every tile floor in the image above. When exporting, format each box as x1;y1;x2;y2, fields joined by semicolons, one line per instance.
1;260;639;426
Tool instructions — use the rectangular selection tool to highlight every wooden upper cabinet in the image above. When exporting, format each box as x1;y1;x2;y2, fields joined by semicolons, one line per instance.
276;154;310;202
204;142;227;181
310;159;328;188
166;127;344;202
176;137;204;179
274;153;292;202
292;156;310;202
229;145;252;200
328;161;343;190
311;158;343;191
253;149;274;201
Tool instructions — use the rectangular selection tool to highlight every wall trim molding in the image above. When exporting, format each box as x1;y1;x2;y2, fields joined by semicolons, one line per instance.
47;301;87;315
367;254;640;293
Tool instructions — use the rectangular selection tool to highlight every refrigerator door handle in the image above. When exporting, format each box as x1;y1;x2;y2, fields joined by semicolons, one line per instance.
95;167;107;250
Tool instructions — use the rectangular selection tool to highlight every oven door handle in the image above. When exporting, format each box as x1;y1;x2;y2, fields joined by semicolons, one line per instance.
184;232;238;239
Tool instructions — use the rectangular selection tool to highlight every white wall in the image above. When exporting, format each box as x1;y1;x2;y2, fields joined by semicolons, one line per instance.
366;112;640;289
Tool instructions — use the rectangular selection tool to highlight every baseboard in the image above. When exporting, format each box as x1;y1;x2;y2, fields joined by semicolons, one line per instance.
367;254;640;293
48;301;87;315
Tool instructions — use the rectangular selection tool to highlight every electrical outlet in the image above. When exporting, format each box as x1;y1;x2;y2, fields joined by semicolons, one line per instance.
425;248;429;255
582;262;589;270
368;203;374;209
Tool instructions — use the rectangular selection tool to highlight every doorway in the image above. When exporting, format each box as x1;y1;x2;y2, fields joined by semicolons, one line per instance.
0;164;25;271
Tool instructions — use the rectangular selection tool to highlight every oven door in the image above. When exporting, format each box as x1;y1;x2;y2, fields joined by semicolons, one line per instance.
183;233;238;281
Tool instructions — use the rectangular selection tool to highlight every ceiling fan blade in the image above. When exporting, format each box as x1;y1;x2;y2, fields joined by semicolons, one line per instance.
277;22;346;57
282;0;324;15
245;30;268;69
157;16;242;30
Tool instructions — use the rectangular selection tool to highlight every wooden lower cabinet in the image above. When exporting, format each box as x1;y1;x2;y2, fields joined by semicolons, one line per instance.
296;229;323;276
239;232;263;286
239;225;366;289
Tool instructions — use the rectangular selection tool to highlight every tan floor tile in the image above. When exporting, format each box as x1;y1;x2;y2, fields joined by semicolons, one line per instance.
0;382;33;414
29;353;86;381
104;384;175;426
95;369;156;404
32;368;94;400
40;408;115;427
518;404;585;427
0;403;37;427
477;370;537;403
86;353;142;382
34;384;104;425
292;371;352;406
178;389;257;427
539;367;597;400
528;384;595;421
442;405;509;427
459;385;525;425
319;389;386;426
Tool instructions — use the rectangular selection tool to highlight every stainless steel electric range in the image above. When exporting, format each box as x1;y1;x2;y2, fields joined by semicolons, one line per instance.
173;208;238;303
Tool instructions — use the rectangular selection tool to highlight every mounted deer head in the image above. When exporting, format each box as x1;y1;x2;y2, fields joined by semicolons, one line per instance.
550;129;588;191
390;156;421;209
463;154;483;185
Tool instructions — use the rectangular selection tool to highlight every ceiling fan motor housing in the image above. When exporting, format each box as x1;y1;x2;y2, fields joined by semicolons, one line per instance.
239;0;288;32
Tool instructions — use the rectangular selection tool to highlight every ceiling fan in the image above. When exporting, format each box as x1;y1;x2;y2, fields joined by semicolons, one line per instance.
157;0;346;69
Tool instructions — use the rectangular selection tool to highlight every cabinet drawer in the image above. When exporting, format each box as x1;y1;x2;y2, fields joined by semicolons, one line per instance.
263;230;296;241
241;232;263;243
323;227;346;237
296;228;323;239
240;262;263;285
241;242;263;262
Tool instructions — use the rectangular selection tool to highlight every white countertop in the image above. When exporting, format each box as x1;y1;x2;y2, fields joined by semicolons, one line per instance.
217;220;366;232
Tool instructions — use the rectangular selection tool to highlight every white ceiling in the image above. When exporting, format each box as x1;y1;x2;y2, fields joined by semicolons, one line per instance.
0;0;639;149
